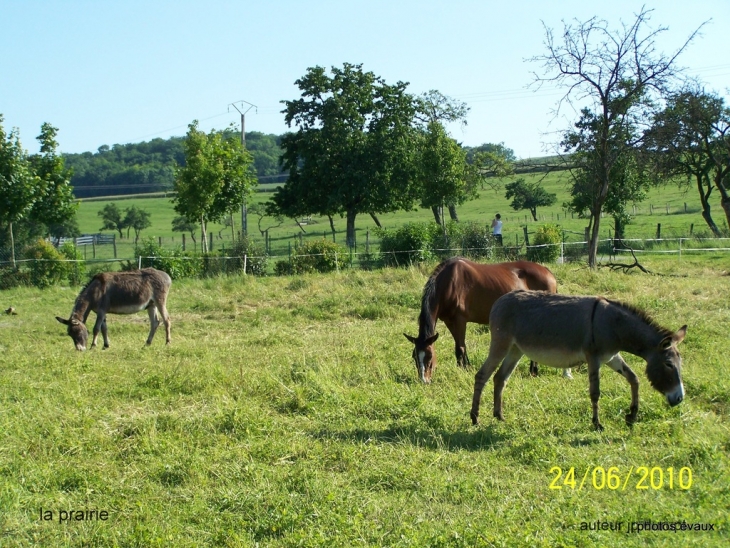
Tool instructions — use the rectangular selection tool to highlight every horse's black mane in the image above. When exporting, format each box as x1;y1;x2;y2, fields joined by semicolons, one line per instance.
418;257;463;339
608;299;674;338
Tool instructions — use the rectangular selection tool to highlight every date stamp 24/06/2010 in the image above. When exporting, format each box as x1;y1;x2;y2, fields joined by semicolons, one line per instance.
549;466;692;491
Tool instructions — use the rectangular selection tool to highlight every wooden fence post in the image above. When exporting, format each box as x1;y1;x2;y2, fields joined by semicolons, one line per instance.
656;223;661;240
182;233;186;251
113;235;117;258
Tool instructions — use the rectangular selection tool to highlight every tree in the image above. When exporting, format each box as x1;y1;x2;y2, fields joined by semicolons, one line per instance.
414;91;475;224
645;88;730;235
172;215;197;247
0;115;38;267
124;205;151;244
504;178;557;221
98;203;126;238
28;123;77;235
174;121;257;253
563;109;648;241
530;7;701;267
275;63;420;248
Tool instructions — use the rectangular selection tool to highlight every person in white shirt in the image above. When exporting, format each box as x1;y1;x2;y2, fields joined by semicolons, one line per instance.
491;213;503;245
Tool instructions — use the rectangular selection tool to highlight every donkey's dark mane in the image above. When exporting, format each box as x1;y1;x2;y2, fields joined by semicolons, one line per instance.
418;257;462;339
608;299;673;338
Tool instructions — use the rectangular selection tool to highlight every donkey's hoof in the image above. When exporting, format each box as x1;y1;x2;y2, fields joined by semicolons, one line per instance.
593;421;604;432
470;412;479;425
493;411;504;421
625;413;637;426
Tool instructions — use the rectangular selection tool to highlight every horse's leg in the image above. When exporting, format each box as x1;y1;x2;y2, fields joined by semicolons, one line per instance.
471;338;511;425
101;318;110;348
605;353;639;425
91;312;105;348
563;368;573;379
529;361;538;376
444;318;468;367
146;306;160;345
492;347;524;421
587;356;603;431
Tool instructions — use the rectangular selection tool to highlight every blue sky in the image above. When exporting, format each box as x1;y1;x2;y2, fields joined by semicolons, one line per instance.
1;0;728;158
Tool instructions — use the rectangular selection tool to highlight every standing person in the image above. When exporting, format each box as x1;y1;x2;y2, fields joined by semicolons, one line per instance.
491;213;503;245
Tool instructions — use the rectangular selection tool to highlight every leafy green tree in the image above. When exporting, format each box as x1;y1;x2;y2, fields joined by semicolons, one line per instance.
562;109;648;241
48;217;81;247
504;178;557;221
172;215;198;247
0;115;38;266
644;88;730;235
414;91;475;224
123;205;152;244
28;123;78;236
98;203;126;238
530;7;700;267
174;121;257;253
275;63;420;248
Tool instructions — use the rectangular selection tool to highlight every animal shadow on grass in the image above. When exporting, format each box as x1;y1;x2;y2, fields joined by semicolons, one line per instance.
313;422;510;452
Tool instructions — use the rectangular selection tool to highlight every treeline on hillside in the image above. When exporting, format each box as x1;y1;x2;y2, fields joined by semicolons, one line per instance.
64;131;285;198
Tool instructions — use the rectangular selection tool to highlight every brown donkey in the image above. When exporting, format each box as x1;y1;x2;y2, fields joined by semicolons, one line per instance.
56;268;172;351
470;290;687;430
403;258;564;383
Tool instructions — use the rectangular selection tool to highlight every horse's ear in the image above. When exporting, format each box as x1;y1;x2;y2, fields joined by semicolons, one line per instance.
403;333;417;344
672;325;687;345
56;316;70;326
424;333;439;346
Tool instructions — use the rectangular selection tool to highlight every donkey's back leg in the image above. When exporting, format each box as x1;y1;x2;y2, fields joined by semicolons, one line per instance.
154;297;172;345
605;353;639;425
146;305;160;345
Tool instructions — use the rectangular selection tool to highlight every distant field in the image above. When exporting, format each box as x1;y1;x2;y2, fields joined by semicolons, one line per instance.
1;260;727;546
73;172;728;264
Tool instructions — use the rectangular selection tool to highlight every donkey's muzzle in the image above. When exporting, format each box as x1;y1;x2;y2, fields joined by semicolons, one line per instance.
667;394;683;407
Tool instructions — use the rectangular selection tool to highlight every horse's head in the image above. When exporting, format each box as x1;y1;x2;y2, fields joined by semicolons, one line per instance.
56;316;89;351
646;325;687;407
403;333;439;383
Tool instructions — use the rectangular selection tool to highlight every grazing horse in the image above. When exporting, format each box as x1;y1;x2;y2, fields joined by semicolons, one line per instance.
403;258;561;383
470;290;687;431
56;268;172;351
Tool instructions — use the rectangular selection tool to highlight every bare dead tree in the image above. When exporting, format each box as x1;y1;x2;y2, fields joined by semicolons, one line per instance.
529;7;705;268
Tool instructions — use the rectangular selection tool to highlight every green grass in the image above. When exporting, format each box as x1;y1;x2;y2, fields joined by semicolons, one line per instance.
73;173;730;267
1;259;728;546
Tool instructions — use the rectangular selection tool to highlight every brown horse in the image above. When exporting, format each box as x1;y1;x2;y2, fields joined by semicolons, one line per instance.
56;268;172;351
403;258;558;383
470;290;687;430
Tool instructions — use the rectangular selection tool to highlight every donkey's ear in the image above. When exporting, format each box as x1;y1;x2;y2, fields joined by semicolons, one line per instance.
56;316;70;326
403;333;417;344
672;325;687;345
424;333;439;346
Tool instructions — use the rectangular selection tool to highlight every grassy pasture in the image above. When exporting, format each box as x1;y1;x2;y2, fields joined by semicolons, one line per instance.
73;172;730;264
0;259;728;546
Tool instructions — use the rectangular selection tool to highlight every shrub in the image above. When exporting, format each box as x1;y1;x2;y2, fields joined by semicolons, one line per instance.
134;238;202;279
289;239;347;274
527;224;562;263
377;223;436;267
58;242;86;286
226;236;268;276
455;222;494;260
25;239;69;288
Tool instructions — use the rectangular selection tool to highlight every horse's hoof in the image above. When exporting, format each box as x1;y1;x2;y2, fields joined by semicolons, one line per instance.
625;413;637;426
470;412;479;425
493;411;504;421
594;422;604;432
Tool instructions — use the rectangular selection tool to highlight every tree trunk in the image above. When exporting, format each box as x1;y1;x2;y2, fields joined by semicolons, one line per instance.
327;215;336;237
530;208;538;222
201;215;208;253
588;213;602;269
431;206;442;225
9;222;16;268
447;205;459;221
346;209;357;248
696;174;721;236
369;212;382;228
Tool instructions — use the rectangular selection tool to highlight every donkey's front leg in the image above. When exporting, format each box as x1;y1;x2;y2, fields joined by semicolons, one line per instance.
606;353;639;425
100;318;110;348
587;357;603;431
91;312;106;348
471;342;510;425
